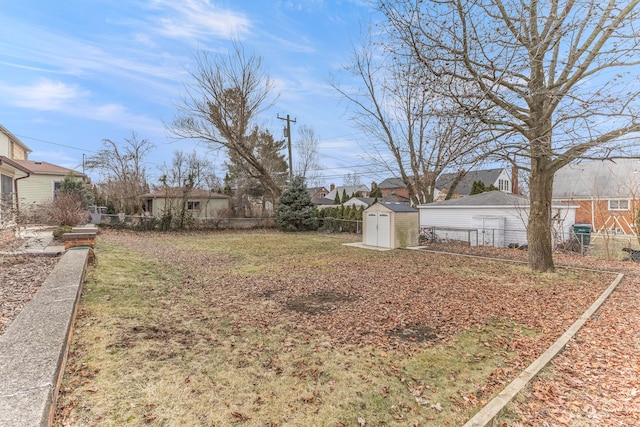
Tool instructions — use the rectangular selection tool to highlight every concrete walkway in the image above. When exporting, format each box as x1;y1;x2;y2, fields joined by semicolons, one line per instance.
0;229;89;427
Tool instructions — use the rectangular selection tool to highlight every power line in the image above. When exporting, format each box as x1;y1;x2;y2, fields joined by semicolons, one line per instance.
15;134;97;154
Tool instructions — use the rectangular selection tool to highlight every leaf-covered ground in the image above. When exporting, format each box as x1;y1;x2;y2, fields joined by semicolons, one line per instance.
53;230;629;426
0;238;59;335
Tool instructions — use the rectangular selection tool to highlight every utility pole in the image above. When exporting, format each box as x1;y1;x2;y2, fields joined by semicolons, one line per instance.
277;114;296;179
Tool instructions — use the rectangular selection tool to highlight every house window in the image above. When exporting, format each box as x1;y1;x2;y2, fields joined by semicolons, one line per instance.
53;181;62;197
498;179;510;192
1;174;12;204
187;201;200;210
608;199;629;211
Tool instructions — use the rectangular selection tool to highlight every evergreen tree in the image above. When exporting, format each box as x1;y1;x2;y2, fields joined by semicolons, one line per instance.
470;180;486;195
334;191;341;204
60;172;94;207
370;184;382;199
341;189;349;203
275;175;318;231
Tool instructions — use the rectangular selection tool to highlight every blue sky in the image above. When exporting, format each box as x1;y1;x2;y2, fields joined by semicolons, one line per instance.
0;0;384;187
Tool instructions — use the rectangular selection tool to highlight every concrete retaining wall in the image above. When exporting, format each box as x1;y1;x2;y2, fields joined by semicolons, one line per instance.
0;249;89;427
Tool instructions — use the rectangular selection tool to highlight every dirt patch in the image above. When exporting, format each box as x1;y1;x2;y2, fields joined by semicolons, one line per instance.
284;291;357;315
387;324;441;343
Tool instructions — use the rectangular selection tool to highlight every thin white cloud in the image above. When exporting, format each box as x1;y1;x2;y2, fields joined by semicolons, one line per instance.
2;79;86;111
145;0;252;41
0;79;160;132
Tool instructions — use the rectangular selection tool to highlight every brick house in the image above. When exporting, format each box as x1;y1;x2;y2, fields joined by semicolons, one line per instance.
553;159;640;235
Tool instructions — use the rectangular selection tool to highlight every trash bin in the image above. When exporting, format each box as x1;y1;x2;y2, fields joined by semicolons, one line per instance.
573;224;592;246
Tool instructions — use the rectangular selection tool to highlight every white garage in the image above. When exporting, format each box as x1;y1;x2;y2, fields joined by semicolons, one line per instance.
418;191;578;248
363;202;419;249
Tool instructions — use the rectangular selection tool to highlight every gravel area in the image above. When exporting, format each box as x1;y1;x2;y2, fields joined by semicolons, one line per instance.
0;233;59;335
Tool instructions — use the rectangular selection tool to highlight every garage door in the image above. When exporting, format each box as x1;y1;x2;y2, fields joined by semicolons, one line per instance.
365;212;391;248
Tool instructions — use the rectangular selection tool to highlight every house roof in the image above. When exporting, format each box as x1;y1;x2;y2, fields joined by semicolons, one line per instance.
311;197;334;205
419;190;528;208
0;156;31;174
10;159;86;177
553;159;640;199
344;197;375;206
0;124;32;155
307;186;328;198
142;188;230;199
377;177;406;189
325;184;370;200
435;168;506;195
376;201;418;212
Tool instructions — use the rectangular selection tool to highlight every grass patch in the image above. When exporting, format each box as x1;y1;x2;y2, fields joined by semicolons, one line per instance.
55;231;612;426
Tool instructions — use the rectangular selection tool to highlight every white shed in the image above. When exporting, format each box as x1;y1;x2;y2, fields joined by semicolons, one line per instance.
363;202;419;249
418;191;577;248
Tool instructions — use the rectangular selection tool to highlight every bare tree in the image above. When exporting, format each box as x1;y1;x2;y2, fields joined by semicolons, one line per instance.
343;172;362;187
156;150;219;229
168;42;285;198
84;132;154;214
381;0;640;271
333;33;489;206
294;125;321;187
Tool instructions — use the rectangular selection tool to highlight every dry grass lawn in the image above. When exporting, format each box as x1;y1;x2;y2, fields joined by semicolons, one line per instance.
54;230;615;426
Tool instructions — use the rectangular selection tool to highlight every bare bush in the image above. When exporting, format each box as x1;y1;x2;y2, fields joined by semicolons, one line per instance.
45;193;88;226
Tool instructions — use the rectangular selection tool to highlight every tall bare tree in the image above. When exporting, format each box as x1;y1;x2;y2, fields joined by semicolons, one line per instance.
84;132;153;214
169;42;284;198
294;125;321;187
380;0;640;271
333;34;489;206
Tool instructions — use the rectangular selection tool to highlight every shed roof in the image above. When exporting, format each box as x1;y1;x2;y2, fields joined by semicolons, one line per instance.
376;201;418;212
553;159;640;199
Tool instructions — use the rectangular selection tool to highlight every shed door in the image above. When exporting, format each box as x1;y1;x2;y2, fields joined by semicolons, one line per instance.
377;213;391;248
365;213;378;246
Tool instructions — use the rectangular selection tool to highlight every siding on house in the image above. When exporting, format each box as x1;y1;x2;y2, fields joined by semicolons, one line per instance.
419;192;577;247
553;159;640;235
147;197;230;219
16;174;61;206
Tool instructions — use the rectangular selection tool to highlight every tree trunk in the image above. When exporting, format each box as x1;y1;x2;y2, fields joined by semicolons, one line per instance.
527;157;555;272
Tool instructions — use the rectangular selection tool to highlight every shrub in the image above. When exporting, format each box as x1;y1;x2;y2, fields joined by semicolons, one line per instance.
45;193;89;226
52;225;73;240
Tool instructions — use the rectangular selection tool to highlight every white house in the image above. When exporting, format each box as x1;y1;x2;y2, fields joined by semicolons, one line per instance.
418;191;577;247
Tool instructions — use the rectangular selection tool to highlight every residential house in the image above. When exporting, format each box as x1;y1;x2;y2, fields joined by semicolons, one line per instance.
307;186;329;200
0;125;31;219
1;125;87;220
11;160;88;208
374;167;514;204
141;188;231;220
553;159;640;235
343;197;375;209
376;178;411;199
325;184;370;202
434;168;513;199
